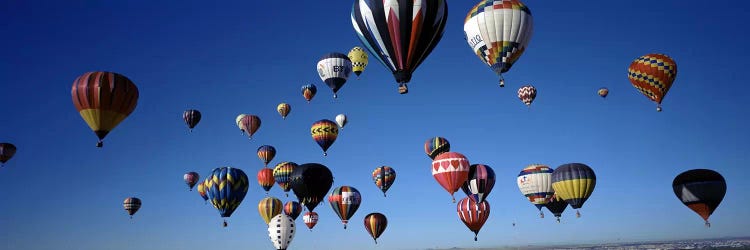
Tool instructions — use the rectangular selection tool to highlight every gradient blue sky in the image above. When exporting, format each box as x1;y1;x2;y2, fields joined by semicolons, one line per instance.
1;1;749;250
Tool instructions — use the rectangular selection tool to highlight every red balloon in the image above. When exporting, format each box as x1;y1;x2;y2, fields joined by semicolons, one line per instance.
431;152;470;203
457;197;490;241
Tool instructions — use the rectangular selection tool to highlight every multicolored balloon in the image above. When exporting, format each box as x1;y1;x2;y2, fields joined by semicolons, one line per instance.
197;181;208;204
544;194;568;223
457;197;490;241
335;114;347;129
328;186;362;229
424;137;450;160
551;163;596;217
123;197;141;219
627;53;677;112
182;109;201;132
277;103;291;120
283;201;303;220
598;88;609;98
184;172;199;191
257;167;275;195
290;163;334;212
267;214;296;250
461;164;496;204
71;71;139;147
301;84;317;103
517;164;554;218
372;166;396;197
273;161;298;197
363;212;388;244
348;47;369;79
672;169;726;227
204;167;249;227
317;53;352;99
258;196;283;224
464;0;534;87
311;119;339;156
303;211;319;230
351;0;448;94
257;145;276;167
518;85;537;107
0;143;16;167
237;114;261;139
432;152;470;203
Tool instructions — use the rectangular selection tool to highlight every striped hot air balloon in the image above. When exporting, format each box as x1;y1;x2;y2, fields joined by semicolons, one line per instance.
283;201;303;220
627;53;677;112
518;85;537;107
258;196;283;224
311;119;338;156
464;0;534;87
457;197;490;241
257;145;276;167
328;186;362;229
372;166;396;197
257;167;275;195
363;212;388;244
123;197;141;219
273;162;298;197
303;211;318;230
424;136;450;160
317;53;352;99
237;115;261;139
182;109;201;132
672;169;726;227
432;152;470;203
71;71;139;147
461;164;496;204
551;163;596;218
517;164;555;218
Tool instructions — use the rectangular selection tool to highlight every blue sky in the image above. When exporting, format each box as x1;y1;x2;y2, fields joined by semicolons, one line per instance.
1;1;749;249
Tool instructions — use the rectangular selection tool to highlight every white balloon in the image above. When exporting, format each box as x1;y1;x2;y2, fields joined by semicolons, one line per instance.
267;214;296;250
335;114;347;129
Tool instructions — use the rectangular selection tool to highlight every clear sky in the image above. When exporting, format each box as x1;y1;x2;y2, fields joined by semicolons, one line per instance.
1;1;749;250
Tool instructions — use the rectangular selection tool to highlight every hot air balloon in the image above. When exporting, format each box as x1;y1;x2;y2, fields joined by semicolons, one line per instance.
517;164;555;218
627;53;677;112
237;115;261;139
335;114;347;129
277;103;291;120
71;71;139;147
267;214;296;250
372;166;396;197
311;119;338;156
432;152;470;203
284;201;303;220
204;167;249;227
258;196;283;224
351;0;448;94
184;172;200;191
0;143;16;167
364;212;388;244
301;84;317;103
328;186;362;229
290;163;334;212
424;137;450;160
598;88;609;98
258;167;275;195
303;211;319;230
317;53;353;99
461;164;496;204
464;0;534;88
672;169;726;227
551;163;596;218
235;114;246;134
197;181;208;204
183;109;201;132
273;161;298;197
518;85;537;107
544;194;568;223
457;197;490;241
257;145;276;167
123;197;141;219
348;47;369;79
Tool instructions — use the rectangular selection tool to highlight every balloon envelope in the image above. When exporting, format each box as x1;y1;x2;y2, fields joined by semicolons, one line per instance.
672;169;726;225
431;152;470;202
424;137;450;160
71;71;139;147
290;163;334;212
372;166;396;197
183;109;201;131
364;212;388;244
551;163;596;209
0;143;17;165
267;214;296;250
204;167;249;218
461;164;496;203
123;197;141;218
627;53;677;111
